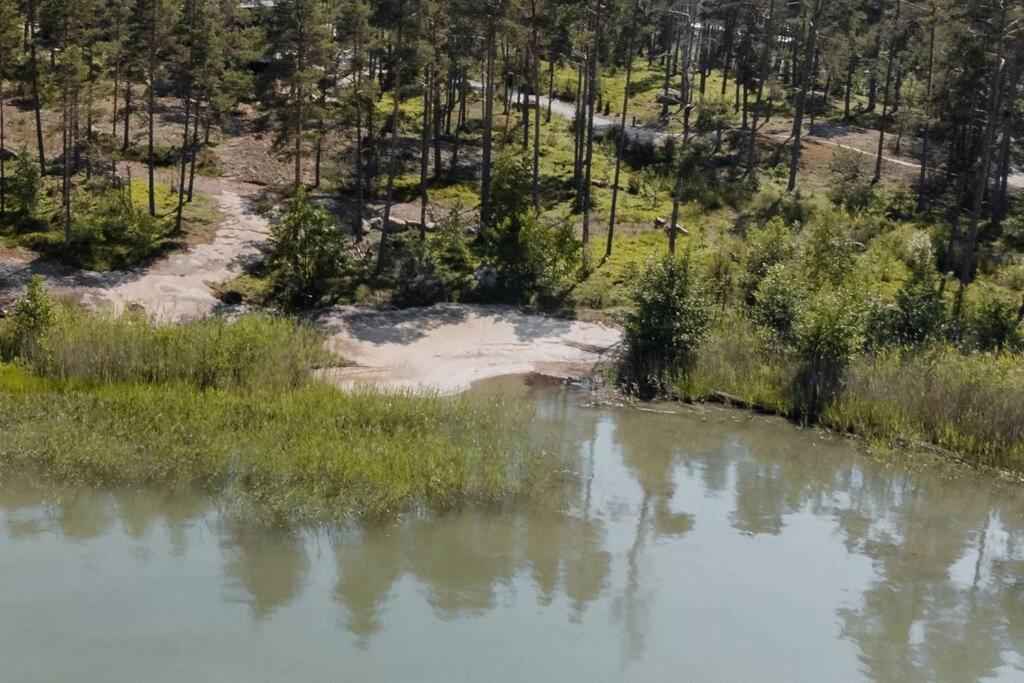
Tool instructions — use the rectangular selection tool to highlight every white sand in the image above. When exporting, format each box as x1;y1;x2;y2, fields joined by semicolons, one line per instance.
318;304;621;393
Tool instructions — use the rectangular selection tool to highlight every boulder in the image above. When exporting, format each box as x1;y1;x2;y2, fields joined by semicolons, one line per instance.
424;221;438;233
653;217;667;230
665;224;689;237
367;216;384;231
219;290;243;306
656;92;682;106
384;216;408;233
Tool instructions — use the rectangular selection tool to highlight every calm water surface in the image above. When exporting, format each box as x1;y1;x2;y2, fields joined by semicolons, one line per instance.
3;378;1024;682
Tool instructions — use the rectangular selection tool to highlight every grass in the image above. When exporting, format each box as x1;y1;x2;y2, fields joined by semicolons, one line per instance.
0;306;558;524
8;308;334;391
1;177;222;271
673;317;1024;473
0;365;554;524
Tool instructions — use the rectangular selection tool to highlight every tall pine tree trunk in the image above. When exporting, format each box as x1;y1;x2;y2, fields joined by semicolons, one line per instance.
746;0;775;174
607;0;638;259
480;17;496;224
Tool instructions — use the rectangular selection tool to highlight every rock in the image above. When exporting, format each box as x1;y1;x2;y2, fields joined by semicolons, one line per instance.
424;221;438;233
219;290;243;305
656;92;682;106
591;178;609;188
465;226;478;237
474;265;498;289
653;217;667;230
665;224;689;237
384;216;408;233
358;219;372;237
367;216;384;231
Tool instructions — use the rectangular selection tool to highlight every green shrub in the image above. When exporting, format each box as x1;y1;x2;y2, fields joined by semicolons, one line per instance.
740;216;794;303
9;151;40;220
866;232;947;346
793;288;866;418
392;211;476;308
0;275;55;359
827;149;874;212
752;262;807;341
266;190;350;308
963;284;1023;351
622;252;711;397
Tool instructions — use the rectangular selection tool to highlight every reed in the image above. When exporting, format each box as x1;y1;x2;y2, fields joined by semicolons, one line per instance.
0;364;555;524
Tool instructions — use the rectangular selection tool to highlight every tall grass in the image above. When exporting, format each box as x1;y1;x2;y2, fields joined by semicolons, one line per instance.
0;364;555;523
10;308;333;391
676;317;1024;472
826;349;1024;470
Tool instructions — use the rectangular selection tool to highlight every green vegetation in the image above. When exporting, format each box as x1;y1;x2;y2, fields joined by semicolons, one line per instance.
0;173;222;272
0;285;554;524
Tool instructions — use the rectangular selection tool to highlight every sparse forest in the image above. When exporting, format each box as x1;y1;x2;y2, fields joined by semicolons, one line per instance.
1;0;1023;473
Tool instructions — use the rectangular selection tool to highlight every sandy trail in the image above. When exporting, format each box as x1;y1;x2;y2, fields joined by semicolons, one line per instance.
0;177;271;321
1;179;621;392
318;304;621;393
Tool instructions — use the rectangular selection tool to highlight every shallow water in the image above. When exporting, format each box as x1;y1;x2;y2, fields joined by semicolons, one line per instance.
3;378;1024;682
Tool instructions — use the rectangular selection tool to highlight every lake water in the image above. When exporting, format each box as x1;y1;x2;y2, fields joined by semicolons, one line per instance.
3;377;1024;682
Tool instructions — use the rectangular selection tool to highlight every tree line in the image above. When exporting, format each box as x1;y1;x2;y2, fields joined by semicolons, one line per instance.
0;0;1019;285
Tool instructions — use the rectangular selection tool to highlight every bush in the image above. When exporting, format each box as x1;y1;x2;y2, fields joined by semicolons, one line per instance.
266;190;349;308
802;212;857;287
740;217;794;303
963;284;1023;351
793;289;866;418
9;151;40;220
0;275;55;359
393;208;476;307
866;232;947;347
622;252;711;397
479;151;580;303
752;262;807;341
827;149;874;212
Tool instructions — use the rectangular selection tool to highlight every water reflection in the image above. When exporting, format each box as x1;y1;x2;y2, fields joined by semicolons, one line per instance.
2;380;1024;681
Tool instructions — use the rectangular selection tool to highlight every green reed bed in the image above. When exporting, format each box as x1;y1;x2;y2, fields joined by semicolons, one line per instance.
0;368;551;523
676;320;1024;473
0;302;556;523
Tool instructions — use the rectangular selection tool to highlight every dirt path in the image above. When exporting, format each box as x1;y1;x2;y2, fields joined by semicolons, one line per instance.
317;304;621;393
1;176;271;321
1;178;622;393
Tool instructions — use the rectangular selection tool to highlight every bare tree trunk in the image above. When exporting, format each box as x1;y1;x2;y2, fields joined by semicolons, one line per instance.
122;81;131;151
28;2;45;175
530;0;541;210
379;25;404;268
419;65;430;243
581;5;602;250
147;0;157;217
787;2;822;193
174;91;192;234
480;17;496;224
957;2;1008;303
607;0;639;259
1;58;6;216
872;0;901;184
187;99;200;202
746;0;776;174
